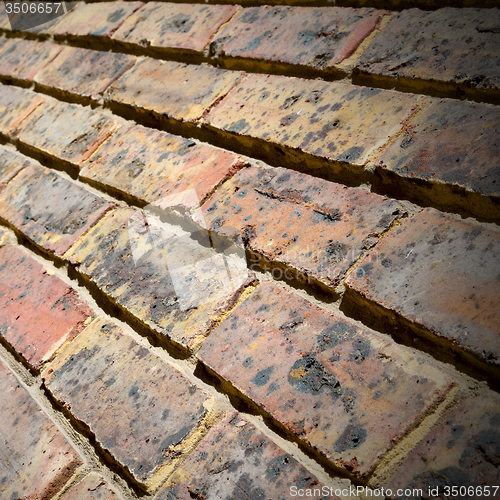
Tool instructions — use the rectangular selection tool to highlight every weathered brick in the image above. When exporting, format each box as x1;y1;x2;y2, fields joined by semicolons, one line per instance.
80;123;247;207
0;3;8;28
157;410;336;500
64;207;250;350
387;395;500;497
0;145;33;188
113;2;238;53
0;360;83;499
35;46;136;100
356;8;500;97
59;472;120;500
345;208;500;377
210;6;386;72
0;226;10;247
202;166;402;289
51;1;143;38
105;58;243;123
197;280;454;477
0;163;114;255
43;317;218;487
0;245;94;369
17;97;123;168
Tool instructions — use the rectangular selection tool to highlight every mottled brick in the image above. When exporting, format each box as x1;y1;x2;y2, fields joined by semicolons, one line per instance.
0;164;114;255
0;3;8;28
0;360;83;499
198;280;454;477
157;410;336;500
388;395;500;497
0;245;94;369
346;208;500;376
59;472;120;500
113;2;237;53
43;317;218;487
64;208;249;350
211;6;386;71
80;123;246;208
203;166;401;289
35;46;136;100
105;58;242;122
0;146;33;188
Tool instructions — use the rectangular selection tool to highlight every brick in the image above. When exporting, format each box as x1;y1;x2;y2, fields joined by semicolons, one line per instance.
0;145;33;188
387;395;500;496
210;6;386;71
35;46;136;100
203;74;427;177
0;360;83;499
64;207;250;350
0;245;94;369
5;3;75;34
157;410;336;500
43;317;218;487
51;1;143;38
81;123;246;208
356;8;500;95
113;2;237;54
197;280;454;477
0;3;8;28
202;166;401;289
105;58;242;123
0;37;63;80
59;472;120;500
0;226;10;247
0;163;114;255
17;97;123;168
345;208;500;376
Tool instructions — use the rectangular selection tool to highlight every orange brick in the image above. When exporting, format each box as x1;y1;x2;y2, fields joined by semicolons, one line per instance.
0;84;45;135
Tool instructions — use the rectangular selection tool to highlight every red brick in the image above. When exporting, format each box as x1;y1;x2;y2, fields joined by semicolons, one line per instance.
105;57;243;123
157;410;337;500
202;166;401;289
0;360;83;499
211;6;387;71
35;46;136;100
0;245;94;369
345;208;500;377
59;472;120;500
113;2;237;53
0;145;33;188
80;123;247;208
0;163;114;255
197;280;454;478
43;317;218;488
387;394;500;496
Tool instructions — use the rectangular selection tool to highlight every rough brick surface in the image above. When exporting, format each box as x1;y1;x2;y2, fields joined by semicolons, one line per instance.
157;410;335;500
35;46;136;100
59;472;120;499
80;123;246;207
0;164;114;255
0;245;94;369
198;281;454;477
211;6;386;70
64;208;249;350
0;360;83;498
0;84;45;135
43;317;217;486
0;146;33;188
346;208;500;375
105;58;242;123
203;166;402;289
113;2;238;53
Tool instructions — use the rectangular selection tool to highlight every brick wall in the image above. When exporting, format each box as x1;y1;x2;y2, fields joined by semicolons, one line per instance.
0;1;498;499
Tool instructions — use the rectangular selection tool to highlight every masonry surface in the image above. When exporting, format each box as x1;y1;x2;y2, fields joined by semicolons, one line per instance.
0;0;498;499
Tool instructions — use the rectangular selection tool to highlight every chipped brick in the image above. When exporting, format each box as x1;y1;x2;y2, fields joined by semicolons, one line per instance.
59;472;120;500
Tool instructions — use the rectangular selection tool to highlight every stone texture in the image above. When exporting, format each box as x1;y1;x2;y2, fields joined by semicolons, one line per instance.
113;2;238;53
357;8;500;93
157;410;336;500
0;360;83;499
35;46;136;100
17;98;123;167
210;6;386;70
387;395;500;497
64;207;249;350
0;146;34;189
0;164;114;255
0;245;94;369
80;123;247;207
43;317;217;486
105;58;243;123
202;166;402;289
59;472;120;500
346;208;500;374
197;280;454;477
